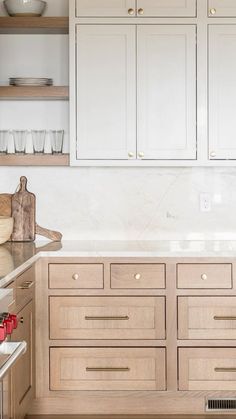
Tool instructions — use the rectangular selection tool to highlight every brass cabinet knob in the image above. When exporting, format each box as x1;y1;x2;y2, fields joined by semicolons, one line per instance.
210;8;216;15
134;273;141;280
128;152;134;158
72;273;79;280
20;317;24;324
128;8;135;15
138;152;144;158
210;151;216;158
201;273;208;281
138;8;144;15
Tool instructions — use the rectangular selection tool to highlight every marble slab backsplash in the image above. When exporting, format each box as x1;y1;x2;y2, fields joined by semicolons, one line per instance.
0;167;235;241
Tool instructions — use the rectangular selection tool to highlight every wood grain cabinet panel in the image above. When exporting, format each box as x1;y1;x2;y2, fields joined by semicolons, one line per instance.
50;296;165;340
49;263;104;289
50;347;166;391
137;0;196;17
177;263;232;289
179;348;236;391
178;296;236;339
111;264;165;289
208;0;236;17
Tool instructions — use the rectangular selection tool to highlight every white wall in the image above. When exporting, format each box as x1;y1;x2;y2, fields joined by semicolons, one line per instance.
0;166;236;241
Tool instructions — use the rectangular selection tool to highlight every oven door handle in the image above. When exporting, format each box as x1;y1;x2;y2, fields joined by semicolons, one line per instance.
0;341;26;381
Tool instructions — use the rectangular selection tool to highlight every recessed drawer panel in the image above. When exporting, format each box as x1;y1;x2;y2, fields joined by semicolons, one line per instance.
111;264;165;289
178;297;236;339
177;263;232;289
50;347;166;391
50;296;165;340
16;266;35;310
49;264;104;289
179;348;236;391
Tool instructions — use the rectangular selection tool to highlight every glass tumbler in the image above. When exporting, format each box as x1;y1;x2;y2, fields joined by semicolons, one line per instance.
31;130;46;154
0;131;9;154
49;130;64;154
12;130;28;154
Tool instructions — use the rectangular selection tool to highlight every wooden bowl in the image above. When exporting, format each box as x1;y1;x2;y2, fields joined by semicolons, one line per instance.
0;217;13;245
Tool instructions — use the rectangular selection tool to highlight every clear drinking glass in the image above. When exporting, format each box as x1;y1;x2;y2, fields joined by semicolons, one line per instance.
31;130;46;154
12;130;28;154
0;131;9;154
49;130;64;154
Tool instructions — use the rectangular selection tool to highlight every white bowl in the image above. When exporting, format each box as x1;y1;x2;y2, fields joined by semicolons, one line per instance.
0;217;13;245
4;0;46;16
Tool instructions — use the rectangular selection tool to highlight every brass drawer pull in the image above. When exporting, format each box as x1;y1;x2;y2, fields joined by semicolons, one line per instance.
86;367;130;372
214;316;236;321
134;273;141;280
215;367;236;373
85;316;129;321
20;317;24;324
18;281;34;290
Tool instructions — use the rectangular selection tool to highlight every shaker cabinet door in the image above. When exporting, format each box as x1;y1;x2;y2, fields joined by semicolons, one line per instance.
208;0;236;17
209;26;236;160
137;0;196;17
137;25;197;160
76;0;136;17
76;25;136;160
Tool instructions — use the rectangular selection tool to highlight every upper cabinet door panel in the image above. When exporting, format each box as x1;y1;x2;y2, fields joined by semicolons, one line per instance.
137;0;196;17
209;26;236;160
76;0;136;17
76;25;136;160
137;25;196;160
209;0;236;17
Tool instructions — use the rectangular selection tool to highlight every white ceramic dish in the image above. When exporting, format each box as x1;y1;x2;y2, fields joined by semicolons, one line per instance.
0;217;13;245
4;0;46;17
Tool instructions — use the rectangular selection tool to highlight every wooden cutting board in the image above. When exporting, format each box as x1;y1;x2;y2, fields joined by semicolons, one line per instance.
0;194;12;217
12;176;36;242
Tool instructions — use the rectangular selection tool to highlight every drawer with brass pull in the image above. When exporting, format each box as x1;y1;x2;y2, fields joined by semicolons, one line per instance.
50;347;166;391
16;266;35;311
49;296;165;340
178;296;236;339
111;264;166;289
49;264;104;289
177;263;232;289
179;348;236;391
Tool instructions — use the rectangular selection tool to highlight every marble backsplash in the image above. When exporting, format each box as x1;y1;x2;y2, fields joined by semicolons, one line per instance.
0;166;236;240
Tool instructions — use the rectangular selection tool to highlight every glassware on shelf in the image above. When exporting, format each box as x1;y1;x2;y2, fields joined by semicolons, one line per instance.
31;130;46;154
0;131;9;154
49;130;64;154
12;130;28;154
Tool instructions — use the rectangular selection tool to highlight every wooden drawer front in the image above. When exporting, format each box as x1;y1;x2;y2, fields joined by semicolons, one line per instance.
177;263;232;289
179;348;236;391
50;296;165;340
49;264;104;289
16;266;35;310
178;296;236;339
111;264;165;289
50;347;166;391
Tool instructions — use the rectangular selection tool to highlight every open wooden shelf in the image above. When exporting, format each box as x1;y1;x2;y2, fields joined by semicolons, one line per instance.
0;86;69;100
0;16;69;34
0;154;70;166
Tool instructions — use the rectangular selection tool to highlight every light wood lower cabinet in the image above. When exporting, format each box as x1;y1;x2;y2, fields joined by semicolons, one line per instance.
50;347;166;391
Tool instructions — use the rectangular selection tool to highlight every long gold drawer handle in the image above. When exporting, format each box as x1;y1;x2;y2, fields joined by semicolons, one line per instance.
214;316;236;321
18;281;34;290
86;367;130;372
85;316;129;321
215;367;236;373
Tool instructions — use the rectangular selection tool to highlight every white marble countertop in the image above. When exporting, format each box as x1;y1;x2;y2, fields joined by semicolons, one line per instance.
1;239;236;288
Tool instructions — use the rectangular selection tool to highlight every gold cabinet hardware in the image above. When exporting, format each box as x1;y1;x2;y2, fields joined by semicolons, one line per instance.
134;273;141;280
72;273;79;280
18;281;33;290
201;273;207;280
128;152;134;158
214;316;236;321
138;152;144;158
85;316;129;321
210;151;216;158
138;8;144;15
128;8;134;15
210;8;216;15
86;367;130;372
20;317;24;324
215;367;236;372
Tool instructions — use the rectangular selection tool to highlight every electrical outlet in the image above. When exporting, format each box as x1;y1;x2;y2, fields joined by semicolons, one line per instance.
200;193;211;212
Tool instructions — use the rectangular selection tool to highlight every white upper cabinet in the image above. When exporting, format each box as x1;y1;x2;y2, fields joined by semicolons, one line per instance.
209;26;236;160
208;0;236;17
76;0;136;17
76;25;136;160
137;25;196;160
137;0;196;17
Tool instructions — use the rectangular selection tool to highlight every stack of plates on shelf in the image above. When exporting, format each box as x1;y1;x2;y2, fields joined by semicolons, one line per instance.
9;78;53;87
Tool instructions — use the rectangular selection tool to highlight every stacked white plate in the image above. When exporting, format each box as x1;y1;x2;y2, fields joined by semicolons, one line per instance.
9;78;53;86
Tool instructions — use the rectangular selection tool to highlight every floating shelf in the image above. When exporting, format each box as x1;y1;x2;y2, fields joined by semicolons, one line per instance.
0;16;69;34
0;86;69;100
0;154;69;166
